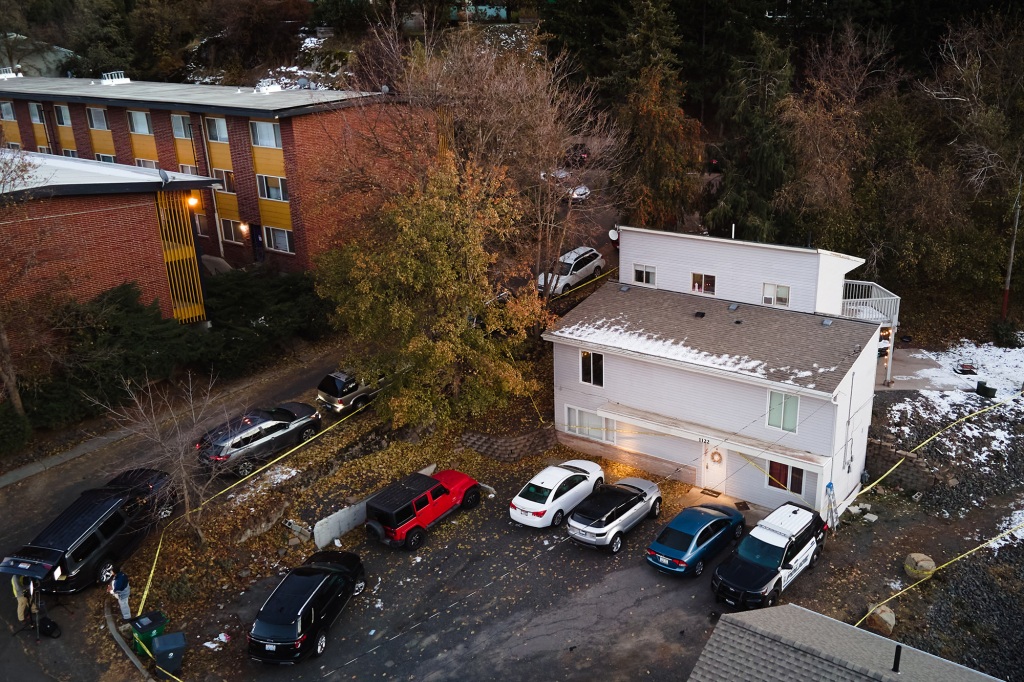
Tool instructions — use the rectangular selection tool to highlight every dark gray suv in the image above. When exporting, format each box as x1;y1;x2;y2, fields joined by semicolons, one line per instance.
315;372;387;415
196;402;321;476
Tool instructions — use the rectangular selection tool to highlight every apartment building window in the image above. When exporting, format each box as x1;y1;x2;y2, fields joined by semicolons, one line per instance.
135;159;158;169
179;164;199;175
62;149;78;158
87;108;108;130
6;142;20;150
194;214;209;237
691;272;716;295
767;461;804;494
249;121;282;148
567;407;615;443
212;169;235;193
0;102;13;120
633;264;656;286
763;283;790;307
37;146;52;154
767;390;798;433
205;117;228;142
28;102;44;124
221;219;244;243
171;114;192;139
256;174;288;201
95;153;115;163
264;225;295;253
127;111;153;135
581;350;604;387
54;105;71;126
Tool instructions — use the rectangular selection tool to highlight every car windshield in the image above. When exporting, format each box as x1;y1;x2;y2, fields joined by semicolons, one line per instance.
556;261;573;276
518;483;551;504
736;535;785;569
251;619;298;640
654;527;695;551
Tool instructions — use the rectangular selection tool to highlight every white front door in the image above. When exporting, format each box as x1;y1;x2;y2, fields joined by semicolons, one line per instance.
702;444;728;491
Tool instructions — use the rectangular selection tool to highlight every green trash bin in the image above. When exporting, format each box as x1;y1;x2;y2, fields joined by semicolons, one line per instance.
129;611;168;656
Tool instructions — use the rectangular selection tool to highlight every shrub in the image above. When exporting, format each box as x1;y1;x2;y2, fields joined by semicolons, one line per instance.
0;402;31;456
992;318;1023;349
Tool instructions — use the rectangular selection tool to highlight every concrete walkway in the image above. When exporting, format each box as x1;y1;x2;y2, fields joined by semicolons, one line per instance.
875;347;983;392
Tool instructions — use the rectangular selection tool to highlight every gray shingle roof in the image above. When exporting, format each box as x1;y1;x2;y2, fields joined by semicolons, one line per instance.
543;282;879;395
0;76;382;118
687;604;1002;682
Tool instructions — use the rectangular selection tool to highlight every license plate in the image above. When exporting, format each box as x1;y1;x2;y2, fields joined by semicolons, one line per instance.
658;556;669;565
520;510;530;517
265;644;276;651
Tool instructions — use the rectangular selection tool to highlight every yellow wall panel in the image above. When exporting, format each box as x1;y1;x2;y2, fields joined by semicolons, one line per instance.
91;130;115;155
56;126;75;150
131;133;158;162
258;198;292;230
1;121;19;144
215;192;239;219
32;122;47;148
174;139;196;165
251;145;285;177
206;141;232;170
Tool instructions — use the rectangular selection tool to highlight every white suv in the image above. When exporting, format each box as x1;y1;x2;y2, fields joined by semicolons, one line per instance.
711;502;827;609
537;246;606;296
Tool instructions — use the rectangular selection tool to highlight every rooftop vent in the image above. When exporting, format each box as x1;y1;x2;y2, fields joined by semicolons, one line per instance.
254;83;282;95
100;70;130;85
734;320;742;324
619;285;630;293
728;303;739;311
694;312;706;319
822;319;833;327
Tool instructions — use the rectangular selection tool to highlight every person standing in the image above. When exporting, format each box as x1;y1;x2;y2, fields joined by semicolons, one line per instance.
108;571;131;621
11;575;37;626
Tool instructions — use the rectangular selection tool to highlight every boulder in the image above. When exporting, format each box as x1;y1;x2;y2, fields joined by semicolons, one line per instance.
864;603;896;636
904;553;936;579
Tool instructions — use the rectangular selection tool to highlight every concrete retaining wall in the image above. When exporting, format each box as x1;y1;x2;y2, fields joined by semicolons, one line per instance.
864;436;944;491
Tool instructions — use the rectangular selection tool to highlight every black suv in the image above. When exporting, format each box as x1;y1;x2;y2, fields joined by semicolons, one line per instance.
248;551;366;663
711;502;827;609
0;469;174;593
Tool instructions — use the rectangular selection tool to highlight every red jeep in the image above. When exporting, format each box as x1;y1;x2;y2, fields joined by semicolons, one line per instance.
364;470;481;550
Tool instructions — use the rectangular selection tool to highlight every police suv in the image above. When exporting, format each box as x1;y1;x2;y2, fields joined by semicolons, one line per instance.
711;502;827;609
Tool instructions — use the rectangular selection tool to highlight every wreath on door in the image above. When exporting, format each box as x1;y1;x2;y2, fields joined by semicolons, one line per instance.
710;450;723;464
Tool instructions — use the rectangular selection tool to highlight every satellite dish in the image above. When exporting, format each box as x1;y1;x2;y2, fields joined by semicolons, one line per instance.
158;168;170;186
608;228;619;241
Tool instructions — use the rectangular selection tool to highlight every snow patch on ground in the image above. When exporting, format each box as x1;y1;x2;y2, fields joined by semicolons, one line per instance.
229;466;300;505
912;340;1024;394
988;502;1024;553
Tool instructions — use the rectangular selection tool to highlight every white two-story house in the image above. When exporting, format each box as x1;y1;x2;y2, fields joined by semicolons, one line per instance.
543;227;899;517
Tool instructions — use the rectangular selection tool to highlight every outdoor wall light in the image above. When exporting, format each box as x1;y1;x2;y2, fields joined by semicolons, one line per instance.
239;222;250;237
187;196;199;208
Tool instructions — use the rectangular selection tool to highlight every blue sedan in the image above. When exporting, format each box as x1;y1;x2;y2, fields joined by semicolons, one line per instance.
645;504;746;577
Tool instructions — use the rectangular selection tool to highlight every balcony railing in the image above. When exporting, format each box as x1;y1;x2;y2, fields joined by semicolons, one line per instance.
842;280;900;327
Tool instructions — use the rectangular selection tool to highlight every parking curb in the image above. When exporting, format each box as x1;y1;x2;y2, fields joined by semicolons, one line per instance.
104;600;156;682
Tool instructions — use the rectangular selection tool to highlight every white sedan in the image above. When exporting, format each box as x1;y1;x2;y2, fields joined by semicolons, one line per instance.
510;459;604;528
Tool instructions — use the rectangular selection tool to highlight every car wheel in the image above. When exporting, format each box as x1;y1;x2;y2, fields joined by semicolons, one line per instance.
609;533;624;555
353;570;367;596
156;501;175;520
461;486;481;510
236;460;256;477
593;477;603;492
734;523;745;540
693;560;705;577
593;266;602;278
764;589;780;608
300;425;318;442
551;510;564;527
314;630;328;657
405;528;426;551
96;560;115;585
648;497;662;519
810;546;822;568
561;284;570;295
353;397;369;411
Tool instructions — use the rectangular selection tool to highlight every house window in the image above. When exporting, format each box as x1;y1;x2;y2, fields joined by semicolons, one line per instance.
581;350;604;387
54;105;71;126
0;102;13;120
763;283;790;307
249;121;282;148
135;159;158;169
567;407;615;443
87;107;108;130
212;169;235;193
194;214;209;236
257;174;288;201
767;461;804;494
127;110;153;135
171;114;192;139
692;273;716;295
205;117;228;142
62;149;78;158
6;142;20;150
95;153;115;163
767;390;798;433
179;164;198;175
221;219;244;243
264;225;294;254
28;102;44;124
37;145;51;154
633;264;656;286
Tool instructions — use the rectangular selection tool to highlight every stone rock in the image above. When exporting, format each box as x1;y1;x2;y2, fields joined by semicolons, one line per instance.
864;604;896;636
947;478;959;487
904;553;936;579
847;505;863;516
860;503;871;512
863;513;878;523
237;568;251;579
287;537;302;546
277;548;288;557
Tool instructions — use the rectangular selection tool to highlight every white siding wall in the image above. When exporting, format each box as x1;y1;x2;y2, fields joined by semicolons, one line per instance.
553;344;838;456
727;453;819;509
614;428;700;484
824;332;879;504
618;229;822;313
814;252;861;315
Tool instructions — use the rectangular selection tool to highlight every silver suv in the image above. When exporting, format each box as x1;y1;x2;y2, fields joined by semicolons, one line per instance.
316;371;388;415
196;402;321;476
567;477;662;554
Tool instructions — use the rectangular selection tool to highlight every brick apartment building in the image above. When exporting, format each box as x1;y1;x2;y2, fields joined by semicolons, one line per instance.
0;71;391;272
2;151;217;323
